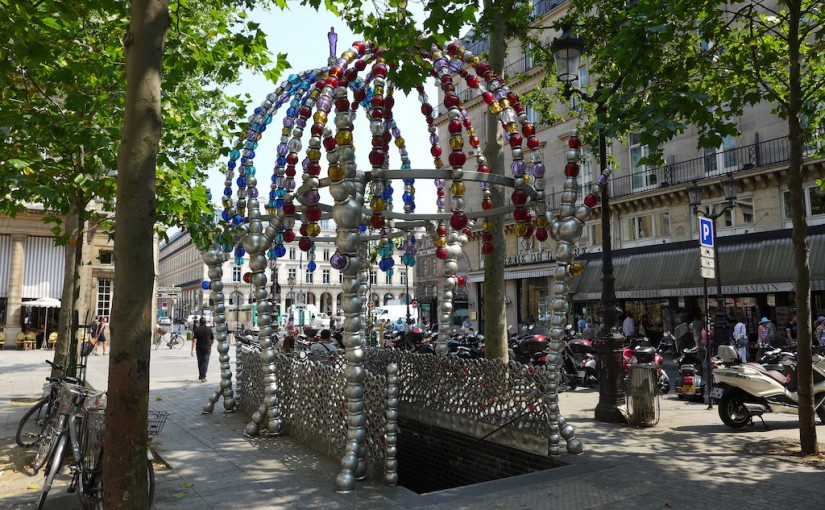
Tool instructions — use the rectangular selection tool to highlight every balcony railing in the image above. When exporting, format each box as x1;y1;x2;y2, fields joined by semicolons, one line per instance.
503;56;536;79
544;135;818;211
532;0;568;18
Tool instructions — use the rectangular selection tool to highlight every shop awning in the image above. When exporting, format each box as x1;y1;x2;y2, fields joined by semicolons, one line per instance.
573;231;825;301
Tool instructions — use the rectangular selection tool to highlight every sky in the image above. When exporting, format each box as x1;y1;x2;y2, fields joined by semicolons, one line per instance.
209;4;442;216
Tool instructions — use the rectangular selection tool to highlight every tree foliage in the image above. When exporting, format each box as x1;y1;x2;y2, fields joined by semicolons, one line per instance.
562;0;823;453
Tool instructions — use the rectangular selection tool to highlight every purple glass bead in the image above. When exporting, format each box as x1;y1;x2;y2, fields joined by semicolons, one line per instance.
429;134;439;145
433;57;447;71
434;178;446;188
598;174;609;185
305;189;320;204
316;96;331;112
282;117;294;128
246;188;259;198
330;253;347;270
277;143;289;156
295;118;307;129
494;88;507;100
285;180;296;191
302;158;309;170
448;59;462;72
511;160;526;177
391;127;401;138
531;162;546;177
436;197;446;208
480;182;490;190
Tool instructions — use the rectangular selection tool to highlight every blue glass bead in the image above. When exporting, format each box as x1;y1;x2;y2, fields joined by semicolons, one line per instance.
288;74;300;85
275;233;284;244
234;256;244;265
235;247;246;257
275;245;286;257
403;192;413;204
232;214;244;226
221;210;231;221
227;160;236;169
275;199;285;209
246;166;256;176
201;281;210;290
287;107;297;117
308;261;316;272
224;187;232;197
264;114;273;125
230;149;241;160
254;106;263;115
359;225;367;232
276;189;286;198
408;259;416;267
290;98;300;108
387;269;394;277
236;176;247;188
277;156;287;166
221;242;233;252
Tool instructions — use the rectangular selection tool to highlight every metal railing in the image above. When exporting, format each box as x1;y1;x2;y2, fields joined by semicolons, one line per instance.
532;0;568;18
503;56;536;79
545;135;816;211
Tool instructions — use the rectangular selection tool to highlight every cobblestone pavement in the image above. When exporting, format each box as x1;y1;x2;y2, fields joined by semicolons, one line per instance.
1;347;823;509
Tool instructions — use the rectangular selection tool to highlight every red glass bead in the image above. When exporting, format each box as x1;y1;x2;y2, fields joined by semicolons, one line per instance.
370;214;385;229
369;150;386;166
475;62;490;76
565;162;579;177
482;199;493;210
437;188;445;197
457;276;466;287
450;211;468;230
335;98;350;111
513;207;527;221
384;96;395;109
444;93;460;108
482;232;493;242
459;69;469;78
466;75;479;88
283;230;295;243
286;153;299;165
482;92;494;104
514;104;525;115
482;242;495;255
298;106;312;118
448;120;462;133
323;137;336;151
307;162;321;176
298;236;313;251
522;123;535;137
448;151;466;167
431;146;442;158
311;122;324;136
463;119;472;128
569;136;582;148
382;131;392;144
353;41;366;55
436;247;448;259
583;194;599;208
326;77;339;89
243;272;251;284
447;42;459;54
299;224;308;236
469;136;480;148
511;189;528;206
371;108;384;119
371;96;384;108
354;89;366;102
527;137;540;149
344;68;358;82
372;63;388;77
462;227;472;236
507;92;519;104
535;228;548;241
421;103;433;116
283;202;296;215
508;134;523;148
523;224;534;238
478;165;489;173
305;206;322;222
436;225;447;236
285;166;296;177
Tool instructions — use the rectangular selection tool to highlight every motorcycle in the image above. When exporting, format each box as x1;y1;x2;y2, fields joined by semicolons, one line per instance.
674;345;705;401
623;339;670;394
712;345;825;428
567;337;599;388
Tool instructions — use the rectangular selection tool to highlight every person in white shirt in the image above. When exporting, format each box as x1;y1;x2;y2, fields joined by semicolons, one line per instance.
732;319;748;362
622;313;635;338
310;329;339;355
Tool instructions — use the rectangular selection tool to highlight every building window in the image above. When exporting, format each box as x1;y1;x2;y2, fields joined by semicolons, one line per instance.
323;249;330;261
289;248;296;260
305;271;313;284
621;211;670;242
629;131;650;190
288;268;296;281
384;293;394;305
713;195;754;229
572;65;589;112
232;266;241;282
339;272;343;284
783;185;825;221
525;105;540;125
385;272;392;285
98;250;113;265
400;270;407;286
97;278;113;318
370;270;377;285
703;135;737;174
323;269;330;284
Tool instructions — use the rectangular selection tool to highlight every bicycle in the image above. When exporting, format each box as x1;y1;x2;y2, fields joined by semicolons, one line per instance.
154;327;185;350
35;384;157;509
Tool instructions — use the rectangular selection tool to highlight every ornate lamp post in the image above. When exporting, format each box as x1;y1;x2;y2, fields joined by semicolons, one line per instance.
552;28;626;423
405;265;412;326
287;275;295;324
687;174;738;363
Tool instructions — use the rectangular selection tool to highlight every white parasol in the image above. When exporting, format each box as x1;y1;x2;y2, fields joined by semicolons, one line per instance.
24;297;61;348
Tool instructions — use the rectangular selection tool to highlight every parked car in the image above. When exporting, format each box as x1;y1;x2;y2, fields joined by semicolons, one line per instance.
185;314;200;328
158;317;172;327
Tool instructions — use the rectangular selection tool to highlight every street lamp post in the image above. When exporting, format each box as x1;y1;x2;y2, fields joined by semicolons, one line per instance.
552;28;626;423
688;174;738;373
287;275;295;325
405;265;412;326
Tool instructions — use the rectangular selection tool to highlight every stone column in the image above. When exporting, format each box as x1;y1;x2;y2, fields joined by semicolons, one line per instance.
6;234;26;340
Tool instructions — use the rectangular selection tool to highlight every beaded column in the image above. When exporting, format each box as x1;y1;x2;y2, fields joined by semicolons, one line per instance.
202;247;235;413
547;131;588;455
384;362;399;486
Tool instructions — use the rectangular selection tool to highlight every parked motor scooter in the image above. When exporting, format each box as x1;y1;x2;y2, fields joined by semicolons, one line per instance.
622;338;670;394
712;345;825;428
674;345;705;401
567;337;598;388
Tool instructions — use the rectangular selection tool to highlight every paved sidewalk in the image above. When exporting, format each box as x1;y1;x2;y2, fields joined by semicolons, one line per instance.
1;347;823;509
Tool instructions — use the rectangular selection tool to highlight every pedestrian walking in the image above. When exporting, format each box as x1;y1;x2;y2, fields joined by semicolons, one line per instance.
732;317;748;362
784;313;798;348
94;316;108;355
757;316;779;353
622;312;635;338
190;317;214;382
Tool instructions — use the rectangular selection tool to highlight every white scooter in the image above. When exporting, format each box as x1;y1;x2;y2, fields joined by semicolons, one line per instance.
712;345;825;429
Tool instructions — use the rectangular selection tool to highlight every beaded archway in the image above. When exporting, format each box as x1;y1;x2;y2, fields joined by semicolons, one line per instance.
201;29;610;492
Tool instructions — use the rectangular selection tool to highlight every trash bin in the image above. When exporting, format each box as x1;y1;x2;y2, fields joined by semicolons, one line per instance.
625;364;659;427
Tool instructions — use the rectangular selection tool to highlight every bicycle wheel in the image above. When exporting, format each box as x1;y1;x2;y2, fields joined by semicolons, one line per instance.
37;431;67;510
171;334;185;349
77;450;155;510
16;397;49;448
32;412;61;473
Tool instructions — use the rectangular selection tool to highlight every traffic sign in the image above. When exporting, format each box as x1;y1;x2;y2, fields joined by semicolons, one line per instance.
700;246;714;258
700;257;715;269
700;267;715;279
411;300;418;309
699;217;714;247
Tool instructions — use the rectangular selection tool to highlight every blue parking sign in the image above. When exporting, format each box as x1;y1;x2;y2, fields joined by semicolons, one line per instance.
699;217;714;247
